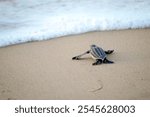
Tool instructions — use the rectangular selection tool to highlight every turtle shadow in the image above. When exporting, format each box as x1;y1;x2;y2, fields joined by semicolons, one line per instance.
76;57;92;60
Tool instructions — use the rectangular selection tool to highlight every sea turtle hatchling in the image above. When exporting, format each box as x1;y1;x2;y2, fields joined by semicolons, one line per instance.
72;45;114;65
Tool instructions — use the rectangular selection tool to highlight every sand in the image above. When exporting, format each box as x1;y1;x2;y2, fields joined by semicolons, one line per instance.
0;29;150;100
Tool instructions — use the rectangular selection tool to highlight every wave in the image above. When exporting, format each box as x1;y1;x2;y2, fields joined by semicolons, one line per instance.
0;0;150;47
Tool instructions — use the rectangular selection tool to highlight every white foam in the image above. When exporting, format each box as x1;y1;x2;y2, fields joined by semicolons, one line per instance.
0;0;150;47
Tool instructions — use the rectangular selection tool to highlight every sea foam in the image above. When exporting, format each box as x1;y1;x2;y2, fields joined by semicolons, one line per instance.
0;0;150;47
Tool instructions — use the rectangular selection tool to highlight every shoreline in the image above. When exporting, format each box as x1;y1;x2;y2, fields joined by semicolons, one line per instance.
0;29;150;99
1;28;150;48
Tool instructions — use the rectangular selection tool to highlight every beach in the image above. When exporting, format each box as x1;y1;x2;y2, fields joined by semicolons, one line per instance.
0;29;150;100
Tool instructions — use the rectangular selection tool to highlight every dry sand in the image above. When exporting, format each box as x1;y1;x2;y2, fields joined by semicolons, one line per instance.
0;29;150;100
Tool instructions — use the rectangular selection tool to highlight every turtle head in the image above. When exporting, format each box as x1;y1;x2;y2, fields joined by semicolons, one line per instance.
90;44;97;48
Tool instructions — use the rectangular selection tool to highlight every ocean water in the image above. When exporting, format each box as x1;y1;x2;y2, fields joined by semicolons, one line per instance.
0;0;150;47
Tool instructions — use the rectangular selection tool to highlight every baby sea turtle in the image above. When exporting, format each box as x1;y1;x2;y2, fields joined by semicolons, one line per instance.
72;45;114;65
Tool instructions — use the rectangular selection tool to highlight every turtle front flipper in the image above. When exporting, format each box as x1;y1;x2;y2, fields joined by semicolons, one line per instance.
92;60;102;65
103;58;114;64
72;50;90;60
72;56;80;60
105;50;114;54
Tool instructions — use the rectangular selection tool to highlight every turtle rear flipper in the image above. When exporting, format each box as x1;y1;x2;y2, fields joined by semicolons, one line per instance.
105;50;114;54
103;58;114;64
92;60;102;65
